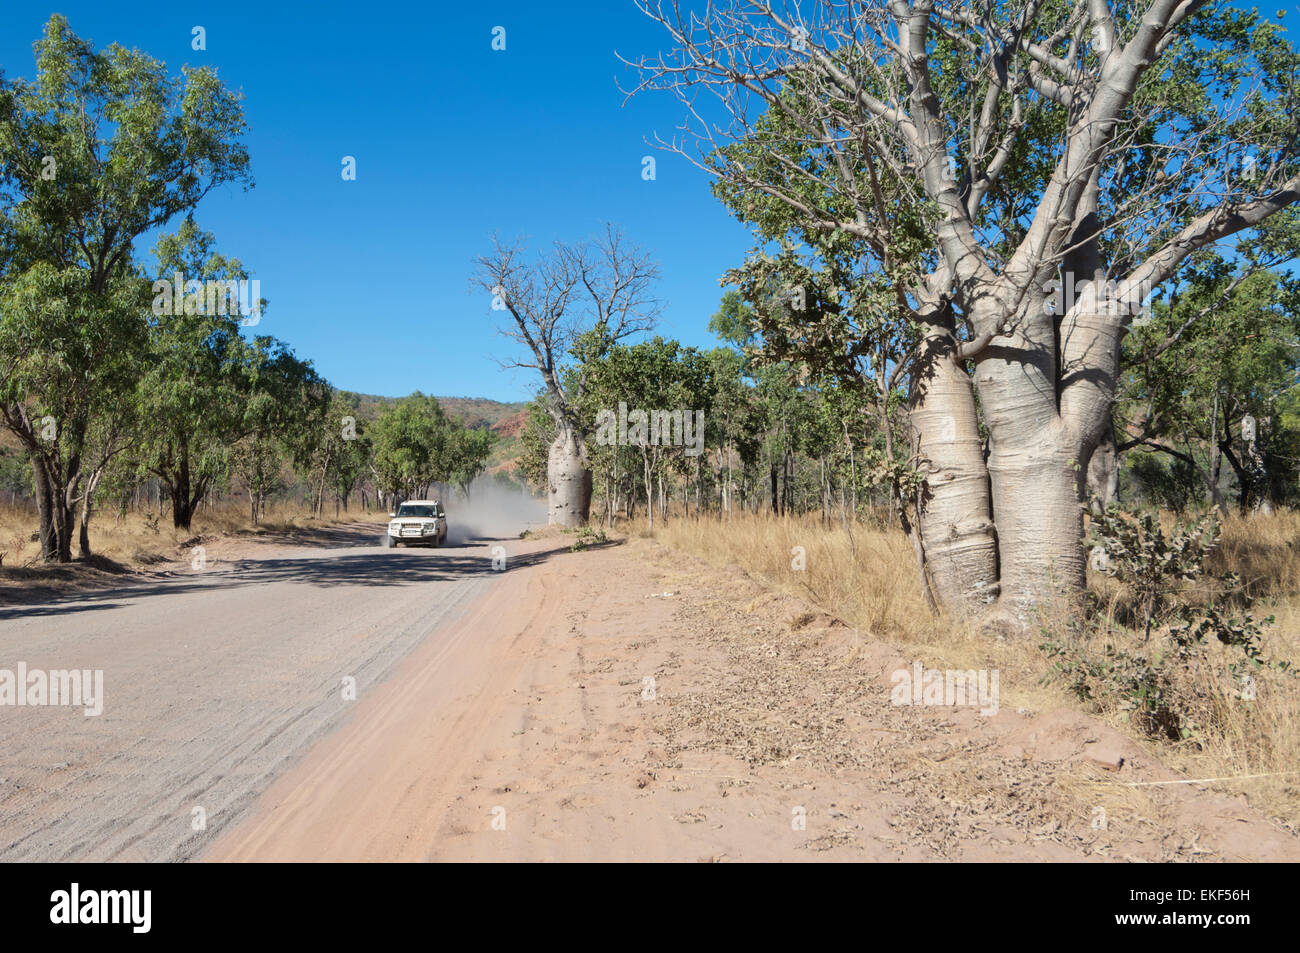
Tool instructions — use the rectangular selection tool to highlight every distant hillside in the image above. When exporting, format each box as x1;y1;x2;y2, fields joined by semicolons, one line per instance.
437;397;529;431
491;409;527;439
484;408;529;474
339;392;529;476
341;392;527;430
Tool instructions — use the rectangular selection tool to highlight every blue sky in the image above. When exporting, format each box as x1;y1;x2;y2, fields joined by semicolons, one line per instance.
0;2;753;402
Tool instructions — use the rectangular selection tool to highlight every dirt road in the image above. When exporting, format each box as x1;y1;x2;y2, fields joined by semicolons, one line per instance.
4;522;1296;862
0;523;531;861
209;532;1300;863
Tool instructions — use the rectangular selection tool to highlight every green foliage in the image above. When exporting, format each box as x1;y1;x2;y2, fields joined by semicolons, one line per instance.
0;14;251;556
578;335;715;523
1121;453;1201;512
446;425;497;495
137;222;257;520
0;15;251;265
1086;505;1227;640
568;526;607;551
1041;504;1288;740
0;443;29;499
515;397;555;493
370;394;452;500
369;393;491;502
1118;259;1300;510
317;392;371;512
234;336;330;518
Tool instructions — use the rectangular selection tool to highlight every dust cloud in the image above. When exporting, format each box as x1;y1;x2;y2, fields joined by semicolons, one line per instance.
442;476;547;545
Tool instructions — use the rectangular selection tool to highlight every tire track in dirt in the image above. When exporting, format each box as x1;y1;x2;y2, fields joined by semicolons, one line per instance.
206;532;1300;862
205;556;567;861
0;524;506;861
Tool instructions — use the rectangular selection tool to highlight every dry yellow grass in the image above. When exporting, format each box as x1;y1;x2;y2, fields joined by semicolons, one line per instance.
0;500;382;570
648;512;1044;705
652;512;935;641
649;508;1300;828
1173;509;1300;827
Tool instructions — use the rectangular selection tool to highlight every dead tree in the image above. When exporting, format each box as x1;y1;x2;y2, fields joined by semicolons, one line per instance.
475;225;662;526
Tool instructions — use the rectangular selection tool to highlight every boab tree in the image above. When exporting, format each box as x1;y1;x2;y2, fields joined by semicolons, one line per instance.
475;226;661;526
626;0;1300;614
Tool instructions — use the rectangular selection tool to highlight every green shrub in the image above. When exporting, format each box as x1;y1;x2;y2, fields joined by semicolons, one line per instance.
1041;504;1288;740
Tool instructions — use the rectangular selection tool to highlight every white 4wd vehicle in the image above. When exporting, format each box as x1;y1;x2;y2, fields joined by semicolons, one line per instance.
384;500;448;548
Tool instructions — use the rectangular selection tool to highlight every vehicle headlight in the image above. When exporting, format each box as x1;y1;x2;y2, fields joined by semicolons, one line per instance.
422;522;436;534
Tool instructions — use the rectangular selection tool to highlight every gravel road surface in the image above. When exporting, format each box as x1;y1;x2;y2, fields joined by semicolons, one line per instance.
0;523;507;861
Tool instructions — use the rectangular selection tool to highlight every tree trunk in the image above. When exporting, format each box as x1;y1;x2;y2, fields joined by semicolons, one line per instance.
1085;420;1119;510
78;499;92;560
11;410;79;563
77;469;106;560
986;437;1087;606
643;451;654;532
52;487;75;563
909;333;999;607
31;457;57;562
725;448;733;520
974;280;1121;608
1207;392;1225;513
172;452;195;530
172;483;195;532
547;426;591;527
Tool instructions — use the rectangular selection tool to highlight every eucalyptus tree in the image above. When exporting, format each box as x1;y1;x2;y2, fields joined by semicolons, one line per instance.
74;351;145;556
474;225;661;526
708;292;811;515
140;222;259;530
370;394;458;505
704;343;762;517
0;15;250;560
1117;260;1300;510
316;391;373;515
446;425;497;500
0;267;146;560
589;337;711;529
233;337;330;523
628;0;1300;615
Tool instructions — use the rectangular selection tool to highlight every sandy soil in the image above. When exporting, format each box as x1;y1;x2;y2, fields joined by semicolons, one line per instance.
207;532;1300;862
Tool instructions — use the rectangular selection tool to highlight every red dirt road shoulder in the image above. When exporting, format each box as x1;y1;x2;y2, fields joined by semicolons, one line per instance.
204;535;1300;862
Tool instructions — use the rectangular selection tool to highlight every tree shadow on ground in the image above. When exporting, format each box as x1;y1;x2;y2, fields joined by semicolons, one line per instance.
0;533;621;621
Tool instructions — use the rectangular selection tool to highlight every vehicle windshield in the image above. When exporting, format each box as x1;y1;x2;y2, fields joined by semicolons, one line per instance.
396;505;438;518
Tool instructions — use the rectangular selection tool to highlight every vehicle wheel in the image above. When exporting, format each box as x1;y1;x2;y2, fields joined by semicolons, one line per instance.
382;534;394;548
